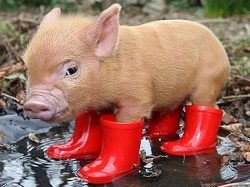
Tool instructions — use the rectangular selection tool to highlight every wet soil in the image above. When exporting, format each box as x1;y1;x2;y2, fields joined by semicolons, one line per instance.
0;114;249;187
0;3;249;187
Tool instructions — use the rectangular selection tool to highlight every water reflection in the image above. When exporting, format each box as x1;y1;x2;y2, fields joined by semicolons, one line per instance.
0;115;250;187
184;150;222;181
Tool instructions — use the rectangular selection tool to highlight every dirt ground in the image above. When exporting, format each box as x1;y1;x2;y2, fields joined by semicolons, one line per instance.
0;3;249;182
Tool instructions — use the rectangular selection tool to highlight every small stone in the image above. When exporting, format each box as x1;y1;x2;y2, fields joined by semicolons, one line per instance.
143;0;166;15
28;133;40;144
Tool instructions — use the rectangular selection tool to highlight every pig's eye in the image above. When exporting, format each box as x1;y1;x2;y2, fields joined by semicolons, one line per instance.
65;67;78;76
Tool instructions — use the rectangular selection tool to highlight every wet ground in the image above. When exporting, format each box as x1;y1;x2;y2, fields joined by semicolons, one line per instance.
0;114;250;187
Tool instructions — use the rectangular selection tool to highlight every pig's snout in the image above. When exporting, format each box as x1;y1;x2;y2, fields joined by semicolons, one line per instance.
24;98;56;121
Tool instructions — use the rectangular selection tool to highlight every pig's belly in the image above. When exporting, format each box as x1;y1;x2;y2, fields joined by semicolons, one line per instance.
152;76;194;110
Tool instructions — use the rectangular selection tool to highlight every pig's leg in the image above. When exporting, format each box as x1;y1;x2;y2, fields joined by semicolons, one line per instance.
189;82;221;107
147;105;183;140
116;101;153;123
161;83;223;155
48;111;102;160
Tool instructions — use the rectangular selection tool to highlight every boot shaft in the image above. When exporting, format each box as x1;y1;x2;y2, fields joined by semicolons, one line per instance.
184;105;223;140
100;114;144;159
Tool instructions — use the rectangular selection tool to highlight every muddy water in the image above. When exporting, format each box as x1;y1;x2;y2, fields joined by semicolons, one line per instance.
0;114;249;187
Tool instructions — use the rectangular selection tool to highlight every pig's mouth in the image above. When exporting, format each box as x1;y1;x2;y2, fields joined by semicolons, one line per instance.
24;94;69;122
48;108;75;123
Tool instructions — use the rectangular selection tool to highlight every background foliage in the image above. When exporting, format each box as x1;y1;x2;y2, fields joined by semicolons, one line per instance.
1;0;250;17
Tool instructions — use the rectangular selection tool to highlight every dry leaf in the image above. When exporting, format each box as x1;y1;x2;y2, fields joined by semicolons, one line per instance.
140;149;168;164
16;90;26;104
242;152;250;162
234;141;250;152
8;63;27;74
0;99;7;112
244;46;250;52
221;155;230;165
221;152;244;164
140;150;147;161
9;78;25;95
0;144;8;151
0;63;26;80
221;123;243;133
139;167;162;178
0;72;6;79
222;111;238;125
242;128;250;137
28;133;40;144
0;130;3;144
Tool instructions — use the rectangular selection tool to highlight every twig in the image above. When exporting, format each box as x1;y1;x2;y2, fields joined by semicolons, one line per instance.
227;133;250;143
244;23;250;36
3;37;20;62
197;18;230;24
1;93;20;103
218;182;250;187
231;74;250;83
222;94;250;100
217;94;250;104
16;17;39;24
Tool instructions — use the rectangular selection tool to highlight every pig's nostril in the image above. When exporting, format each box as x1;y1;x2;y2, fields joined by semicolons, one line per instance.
24;100;56;120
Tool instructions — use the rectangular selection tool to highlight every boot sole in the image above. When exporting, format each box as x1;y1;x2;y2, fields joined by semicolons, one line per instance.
47;151;99;160
161;145;216;156
78;167;139;184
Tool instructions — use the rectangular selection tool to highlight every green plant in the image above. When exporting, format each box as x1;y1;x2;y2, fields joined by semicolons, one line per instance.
0;0;80;10
204;0;250;18
0;0;22;10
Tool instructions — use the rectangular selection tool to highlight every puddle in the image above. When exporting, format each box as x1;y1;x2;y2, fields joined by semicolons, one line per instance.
0;114;250;187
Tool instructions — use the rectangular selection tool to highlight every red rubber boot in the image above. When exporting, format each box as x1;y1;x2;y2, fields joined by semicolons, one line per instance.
148;106;183;140
78;114;144;184
48;111;102;160
161;105;223;156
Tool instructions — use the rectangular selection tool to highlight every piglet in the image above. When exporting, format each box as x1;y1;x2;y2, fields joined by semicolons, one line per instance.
23;4;230;184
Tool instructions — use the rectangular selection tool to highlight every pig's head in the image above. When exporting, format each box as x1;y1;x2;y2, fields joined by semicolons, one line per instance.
23;4;121;122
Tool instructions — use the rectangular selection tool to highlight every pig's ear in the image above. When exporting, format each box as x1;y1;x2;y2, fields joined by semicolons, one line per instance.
39;8;61;29
89;4;121;58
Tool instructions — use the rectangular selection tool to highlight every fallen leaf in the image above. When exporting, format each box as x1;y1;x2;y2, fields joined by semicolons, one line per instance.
221;152;244;164
201;182;217;187
16;90;26;104
0;130;3;144
9;77;25;96
217;136;237;155
0;99;7;112
139;167;162;178
244;46;250;52
221;123;243;133
140;149;147;161
222;111;238;125
0;144;8;152
0;72;6;79
5;72;26;81
242;128;250;137
28;133;40;144
221;155;230;165
242;152;250;162
140;149;168;164
0;64;27;81
234;141;250;152
9;63;27;73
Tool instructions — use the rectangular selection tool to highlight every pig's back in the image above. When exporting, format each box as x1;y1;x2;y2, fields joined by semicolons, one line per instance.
117;20;229;109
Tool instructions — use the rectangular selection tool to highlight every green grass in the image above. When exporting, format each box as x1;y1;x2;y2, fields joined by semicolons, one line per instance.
229;38;250;76
204;0;250;17
231;57;250;76
0;0;80;11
